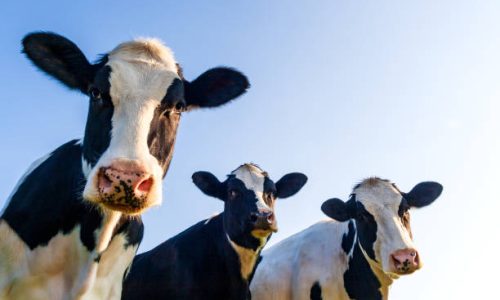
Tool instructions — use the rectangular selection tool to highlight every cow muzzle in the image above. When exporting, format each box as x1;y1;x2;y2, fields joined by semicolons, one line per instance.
250;210;277;237
390;248;420;274
95;161;155;214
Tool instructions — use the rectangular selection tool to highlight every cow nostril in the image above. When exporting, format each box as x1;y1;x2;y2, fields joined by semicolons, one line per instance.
250;214;258;223
267;213;274;223
137;177;153;193
410;251;417;257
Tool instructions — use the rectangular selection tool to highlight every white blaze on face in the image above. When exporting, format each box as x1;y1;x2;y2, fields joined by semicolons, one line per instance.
83;39;180;208
231;164;271;211
354;179;416;274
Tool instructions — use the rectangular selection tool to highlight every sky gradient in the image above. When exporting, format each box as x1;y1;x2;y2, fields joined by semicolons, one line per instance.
1;1;499;298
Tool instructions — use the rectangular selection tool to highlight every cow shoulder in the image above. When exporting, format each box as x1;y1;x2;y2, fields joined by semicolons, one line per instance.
1;140;91;250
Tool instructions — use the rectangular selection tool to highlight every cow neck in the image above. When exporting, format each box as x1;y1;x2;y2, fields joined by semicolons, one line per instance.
226;234;265;282
356;232;393;298
221;215;266;284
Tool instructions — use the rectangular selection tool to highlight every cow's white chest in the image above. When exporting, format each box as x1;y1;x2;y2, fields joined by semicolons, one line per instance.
0;217;135;300
83;233;138;300
0;221;90;300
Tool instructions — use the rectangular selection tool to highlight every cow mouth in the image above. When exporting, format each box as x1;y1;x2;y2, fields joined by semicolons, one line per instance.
98;186;148;215
251;226;277;238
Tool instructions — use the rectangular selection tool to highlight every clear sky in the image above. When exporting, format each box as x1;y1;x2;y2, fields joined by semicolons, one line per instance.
1;1;499;299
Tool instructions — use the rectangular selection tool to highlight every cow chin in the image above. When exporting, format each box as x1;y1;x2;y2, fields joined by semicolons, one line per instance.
251;229;274;239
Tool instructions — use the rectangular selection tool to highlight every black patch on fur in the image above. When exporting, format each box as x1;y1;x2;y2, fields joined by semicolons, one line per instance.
147;80;183;175
82;65;113;166
122;214;253;300
343;243;382;300
1;141;102;251
22;32;95;92
114;217;144;249
354;201;377;261
184;67;249;108
94;253;102;263
310;281;323;300
223;177;270;251
342;220;356;254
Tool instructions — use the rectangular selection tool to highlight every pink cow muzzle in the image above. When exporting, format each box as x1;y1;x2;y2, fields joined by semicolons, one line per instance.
97;161;154;214
390;248;420;274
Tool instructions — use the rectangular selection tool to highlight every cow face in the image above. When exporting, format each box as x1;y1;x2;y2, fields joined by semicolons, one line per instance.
192;164;307;249
22;32;249;215
321;178;442;276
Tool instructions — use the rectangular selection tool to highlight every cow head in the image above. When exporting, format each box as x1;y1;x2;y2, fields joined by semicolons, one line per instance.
22;32;249;215
192;164;307;249
321;178;442;276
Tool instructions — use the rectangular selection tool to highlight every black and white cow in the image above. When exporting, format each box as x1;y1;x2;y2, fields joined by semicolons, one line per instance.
121;164;308;300
0;32;249;300
250;177;443;300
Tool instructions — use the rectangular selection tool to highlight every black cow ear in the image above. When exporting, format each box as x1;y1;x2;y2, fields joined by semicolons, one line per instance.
22;32;94;93
192;171;225;201
405;181;443;208
275;173;308;199
321;198;354;222
184;67;249;109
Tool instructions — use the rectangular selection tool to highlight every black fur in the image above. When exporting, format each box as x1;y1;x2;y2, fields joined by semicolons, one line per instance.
122;214;253;300
343;243;383;300
310;281;323;300
1;141;143;251
341;220;355;254
404;182;443;208
184;67;250;108
22;32;95;92
354;201;377;261
123;167;307;300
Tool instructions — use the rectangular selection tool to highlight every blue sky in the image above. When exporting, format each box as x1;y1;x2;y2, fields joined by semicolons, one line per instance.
1;1;499;298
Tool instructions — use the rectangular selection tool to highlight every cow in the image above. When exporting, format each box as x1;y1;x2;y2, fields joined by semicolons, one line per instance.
121;163;308;300
0;32;249;300
250;177;443;300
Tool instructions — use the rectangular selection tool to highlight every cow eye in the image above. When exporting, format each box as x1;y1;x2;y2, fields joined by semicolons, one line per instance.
174;101;186;112
89;87;101;99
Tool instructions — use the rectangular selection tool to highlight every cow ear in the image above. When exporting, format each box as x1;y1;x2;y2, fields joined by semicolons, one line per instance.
192;171;225;201
22;32;94;93
184;67;250;109
321;198;355;222
405;181;443;208
275;173;308;199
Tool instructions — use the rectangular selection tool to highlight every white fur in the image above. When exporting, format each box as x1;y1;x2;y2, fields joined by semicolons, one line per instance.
232;165;271;211
250;220;353;300
0;211;130;300
82;232;139;300
354;180;416;275
251;179;417;300
83;39;179;209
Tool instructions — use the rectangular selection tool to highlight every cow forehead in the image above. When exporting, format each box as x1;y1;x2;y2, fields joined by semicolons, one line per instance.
353;178;402;208
108;38;177;70
107;39;179;104
231;164;268;192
